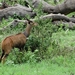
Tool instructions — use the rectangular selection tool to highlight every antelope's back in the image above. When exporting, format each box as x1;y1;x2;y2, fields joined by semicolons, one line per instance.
1;33;27;50
9;33;27;47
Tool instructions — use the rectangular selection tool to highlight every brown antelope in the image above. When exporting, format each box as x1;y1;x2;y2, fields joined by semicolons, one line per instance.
0;19;37;63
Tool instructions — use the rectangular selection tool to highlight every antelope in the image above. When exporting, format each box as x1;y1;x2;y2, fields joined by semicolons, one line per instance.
0;19;37;63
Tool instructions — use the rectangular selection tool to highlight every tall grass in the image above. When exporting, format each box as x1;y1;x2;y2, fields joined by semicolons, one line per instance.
0;57;75;75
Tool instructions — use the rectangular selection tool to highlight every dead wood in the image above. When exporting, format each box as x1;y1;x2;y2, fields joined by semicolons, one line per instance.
0;4;36;20
29;0;75;15
1;13;75;31
39;14;75;23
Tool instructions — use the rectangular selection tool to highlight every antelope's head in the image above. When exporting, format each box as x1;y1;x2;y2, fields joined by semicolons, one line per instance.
26;19;37;26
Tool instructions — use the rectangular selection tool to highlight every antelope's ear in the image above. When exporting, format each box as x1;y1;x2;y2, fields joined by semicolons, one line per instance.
28;21;31;24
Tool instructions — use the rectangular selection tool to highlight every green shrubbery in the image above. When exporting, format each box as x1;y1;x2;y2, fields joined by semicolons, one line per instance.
0;14;74;64
2;18;61;64
0;0;75;64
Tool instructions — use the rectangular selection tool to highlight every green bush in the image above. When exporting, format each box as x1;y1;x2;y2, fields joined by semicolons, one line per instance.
3;18;60;64
0;0;74;64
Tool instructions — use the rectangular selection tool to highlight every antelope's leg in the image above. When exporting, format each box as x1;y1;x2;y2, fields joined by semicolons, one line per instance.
1;49;11;64
1;53;9;64
0;50;5;62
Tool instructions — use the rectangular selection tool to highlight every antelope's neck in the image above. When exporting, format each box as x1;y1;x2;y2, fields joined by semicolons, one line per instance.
24;24;32;37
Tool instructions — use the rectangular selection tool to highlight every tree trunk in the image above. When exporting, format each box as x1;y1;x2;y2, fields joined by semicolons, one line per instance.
29;0;75;15
0;4;36;20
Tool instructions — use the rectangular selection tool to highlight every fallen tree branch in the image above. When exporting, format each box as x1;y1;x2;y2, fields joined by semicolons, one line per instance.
39;14;75;23
29;0;75;15
0;4;36;20
1;13;75;31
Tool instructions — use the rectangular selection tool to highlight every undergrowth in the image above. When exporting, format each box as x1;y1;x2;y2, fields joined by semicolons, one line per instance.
0;0;75;64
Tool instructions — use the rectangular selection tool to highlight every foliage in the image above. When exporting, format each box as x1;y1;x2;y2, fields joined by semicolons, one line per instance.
0;0;75;65
0;0;75;75
0;56;75;75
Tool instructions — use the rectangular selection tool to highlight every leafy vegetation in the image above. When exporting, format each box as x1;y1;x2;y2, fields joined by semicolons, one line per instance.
0;0;75;75
0;58;75;75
